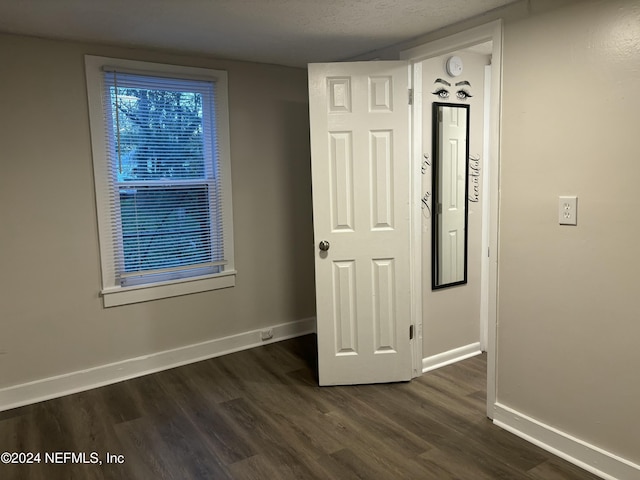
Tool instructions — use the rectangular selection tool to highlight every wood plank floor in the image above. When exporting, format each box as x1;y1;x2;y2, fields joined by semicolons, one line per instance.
0;334;600;479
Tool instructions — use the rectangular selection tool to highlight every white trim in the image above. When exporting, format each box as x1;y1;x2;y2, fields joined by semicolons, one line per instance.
485;21;503;422
422;342;482;373
400;21;501;62
479;63;492;351
493;403;640;480
401;20;503;419
0;317;316;412
102;270;236;307
409;61;424;378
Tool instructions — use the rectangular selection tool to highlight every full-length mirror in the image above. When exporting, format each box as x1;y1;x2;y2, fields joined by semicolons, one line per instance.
432;102;470;289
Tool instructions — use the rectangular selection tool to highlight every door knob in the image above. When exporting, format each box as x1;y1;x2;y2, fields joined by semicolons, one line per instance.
319;240;330;251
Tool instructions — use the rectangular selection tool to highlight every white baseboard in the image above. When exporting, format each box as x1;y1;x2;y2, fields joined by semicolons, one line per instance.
422;342;482;373
493;403;640;480
0;317;316;412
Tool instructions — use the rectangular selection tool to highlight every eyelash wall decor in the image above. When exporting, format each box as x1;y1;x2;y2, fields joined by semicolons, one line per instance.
431;78;473;101
433;88;450;98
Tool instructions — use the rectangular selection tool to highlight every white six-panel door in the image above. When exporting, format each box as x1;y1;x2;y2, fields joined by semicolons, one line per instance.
308;61;412;385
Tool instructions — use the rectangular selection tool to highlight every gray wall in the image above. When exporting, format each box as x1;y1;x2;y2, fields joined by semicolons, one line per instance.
498;0;640;464
0;33;315;388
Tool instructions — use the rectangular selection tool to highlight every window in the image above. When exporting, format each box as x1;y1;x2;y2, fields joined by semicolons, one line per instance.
85;56;235;307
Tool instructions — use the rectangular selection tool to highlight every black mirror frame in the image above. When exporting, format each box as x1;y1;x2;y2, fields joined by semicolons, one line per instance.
431;102;470;290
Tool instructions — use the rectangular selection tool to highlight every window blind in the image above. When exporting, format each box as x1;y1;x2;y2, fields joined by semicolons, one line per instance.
102;71;226;286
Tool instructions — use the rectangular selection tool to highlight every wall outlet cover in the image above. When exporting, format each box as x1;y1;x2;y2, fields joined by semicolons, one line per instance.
559;196;578;226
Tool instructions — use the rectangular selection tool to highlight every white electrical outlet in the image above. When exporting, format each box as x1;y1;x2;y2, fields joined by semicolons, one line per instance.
559;196;578;226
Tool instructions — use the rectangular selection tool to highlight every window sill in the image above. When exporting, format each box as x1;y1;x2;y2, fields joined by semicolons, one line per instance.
101;271;236;307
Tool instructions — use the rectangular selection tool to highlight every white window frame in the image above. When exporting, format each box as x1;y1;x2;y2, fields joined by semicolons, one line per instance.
85;56;235;307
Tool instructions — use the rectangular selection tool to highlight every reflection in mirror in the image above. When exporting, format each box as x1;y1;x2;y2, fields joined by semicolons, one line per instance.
432;102;470;289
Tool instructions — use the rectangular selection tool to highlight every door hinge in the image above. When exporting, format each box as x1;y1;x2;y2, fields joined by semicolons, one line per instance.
409;325;414;340
408;88;413;105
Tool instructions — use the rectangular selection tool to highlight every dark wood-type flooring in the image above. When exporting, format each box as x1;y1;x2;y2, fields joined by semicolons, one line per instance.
0;334;600;479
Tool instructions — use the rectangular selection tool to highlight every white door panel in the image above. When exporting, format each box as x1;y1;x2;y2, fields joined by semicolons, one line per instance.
308;61;412;385
438;105;467;284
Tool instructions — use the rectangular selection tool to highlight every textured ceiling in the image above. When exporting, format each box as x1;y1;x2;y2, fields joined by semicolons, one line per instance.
0;0;518;67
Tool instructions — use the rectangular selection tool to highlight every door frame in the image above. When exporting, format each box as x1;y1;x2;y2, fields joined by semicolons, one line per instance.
400;20;503;419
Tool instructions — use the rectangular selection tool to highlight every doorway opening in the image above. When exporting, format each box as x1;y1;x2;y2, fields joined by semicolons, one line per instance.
401;20;502;418
307;21;502;419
